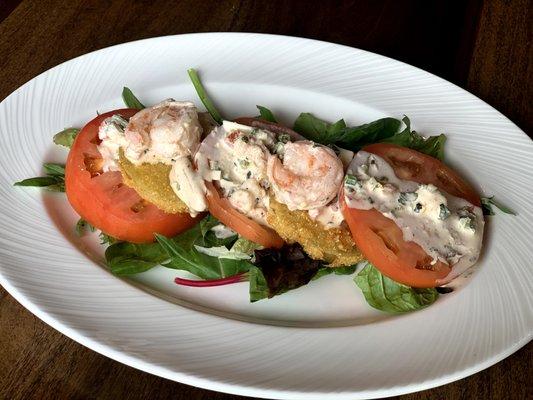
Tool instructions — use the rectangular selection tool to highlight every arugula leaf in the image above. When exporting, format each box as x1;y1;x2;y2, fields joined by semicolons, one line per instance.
354;263;438;313
381;116;446;160
312;263;359;280
187;68;223;124
14;163;66;191
250;243;323;302
481;196;517;216
122;87;145;109
75;218;95;236
14;176;59;187
53;128;79;148
256;105;277;122
105;241;168;275
43;163;65;176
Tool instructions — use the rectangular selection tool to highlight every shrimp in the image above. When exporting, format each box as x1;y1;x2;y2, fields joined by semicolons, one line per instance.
267;141;344;210
123;100;202;165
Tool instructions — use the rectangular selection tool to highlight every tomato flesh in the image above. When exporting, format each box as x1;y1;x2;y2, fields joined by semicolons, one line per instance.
65;109;199;243
341;144;481;288
205;181;284;249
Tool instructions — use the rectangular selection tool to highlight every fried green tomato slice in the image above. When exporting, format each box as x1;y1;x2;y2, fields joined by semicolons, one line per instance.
266;199;363;267
118;150;188;214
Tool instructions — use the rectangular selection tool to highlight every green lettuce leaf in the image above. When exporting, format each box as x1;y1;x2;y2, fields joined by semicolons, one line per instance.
104;216;250;278
156;231;253;280
354;263;438;313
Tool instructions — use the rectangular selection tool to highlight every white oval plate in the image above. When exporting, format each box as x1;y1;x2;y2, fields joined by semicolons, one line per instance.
0;33;531;399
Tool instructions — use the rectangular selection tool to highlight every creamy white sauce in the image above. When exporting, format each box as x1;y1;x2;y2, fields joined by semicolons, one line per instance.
344;151;484;280
196;121;276;226
169;157;206;216
97;100;207;216
308;200;344;229
97;115;130;172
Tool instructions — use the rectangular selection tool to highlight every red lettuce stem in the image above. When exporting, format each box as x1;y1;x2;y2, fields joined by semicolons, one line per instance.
174;273;248;287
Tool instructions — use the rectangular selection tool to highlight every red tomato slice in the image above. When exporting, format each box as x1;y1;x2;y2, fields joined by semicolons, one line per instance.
205;181;284;249
341;144;481;288
65;108;199;243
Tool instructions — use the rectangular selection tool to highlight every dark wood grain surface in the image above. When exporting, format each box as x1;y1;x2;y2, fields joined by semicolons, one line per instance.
0;1;531;399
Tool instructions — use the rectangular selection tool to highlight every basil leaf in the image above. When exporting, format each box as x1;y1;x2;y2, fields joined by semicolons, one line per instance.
354;263;438;313
481;196;516;216
336;118;401;149
14;177;59;187
256;105;277;122
105;241;168;275
43;163;65;176
187;68;223;124
381;116;446;160
312;263;359;280
293;112;346;144
293;113;446;160
53;128;79;148
294;112;401;149
122;87;145;109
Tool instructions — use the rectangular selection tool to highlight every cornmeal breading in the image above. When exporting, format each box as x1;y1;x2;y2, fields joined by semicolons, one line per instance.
266;199;363;267
118;150;188;214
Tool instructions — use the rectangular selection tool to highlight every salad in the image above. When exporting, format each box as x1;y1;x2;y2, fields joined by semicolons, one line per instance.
15;69;516;314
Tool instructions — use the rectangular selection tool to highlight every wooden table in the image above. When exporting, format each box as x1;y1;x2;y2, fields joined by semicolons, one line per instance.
0;1;531;399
